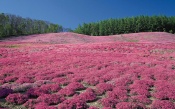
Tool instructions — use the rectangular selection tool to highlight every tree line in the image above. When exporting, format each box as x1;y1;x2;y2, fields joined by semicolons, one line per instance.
74;15;175;36
0;13;63;39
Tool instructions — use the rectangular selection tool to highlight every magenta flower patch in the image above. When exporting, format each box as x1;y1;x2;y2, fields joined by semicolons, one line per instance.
95;83;113;95
151;100;175;109
37;94;65;105
6;93;28;104
40;84;61;93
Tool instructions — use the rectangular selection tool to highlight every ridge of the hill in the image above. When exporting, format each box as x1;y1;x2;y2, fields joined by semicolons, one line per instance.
1;32;175;44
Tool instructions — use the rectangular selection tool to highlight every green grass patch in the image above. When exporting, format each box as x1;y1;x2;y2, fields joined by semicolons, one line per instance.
0;44;20;48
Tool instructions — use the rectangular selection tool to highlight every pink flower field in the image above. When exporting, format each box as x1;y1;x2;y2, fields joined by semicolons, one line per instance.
0;32;175;109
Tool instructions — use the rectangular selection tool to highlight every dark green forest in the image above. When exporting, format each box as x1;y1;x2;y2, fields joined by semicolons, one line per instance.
74;15;175;36
1;14;175;39
0;13;63;39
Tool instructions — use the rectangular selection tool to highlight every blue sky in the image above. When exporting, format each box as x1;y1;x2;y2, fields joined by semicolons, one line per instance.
0;0;175;29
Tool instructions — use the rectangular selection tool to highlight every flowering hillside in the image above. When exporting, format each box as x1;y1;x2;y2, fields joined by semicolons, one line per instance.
2;32;175;44
0;32;175;109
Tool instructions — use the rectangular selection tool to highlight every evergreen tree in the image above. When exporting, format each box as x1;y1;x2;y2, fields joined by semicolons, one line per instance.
74;15;175;36
0;13;63;38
